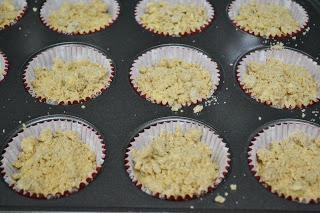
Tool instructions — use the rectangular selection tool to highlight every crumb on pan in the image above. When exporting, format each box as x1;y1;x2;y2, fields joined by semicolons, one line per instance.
243;58;318;108
31;58;109;104
136;59;213;111
0;0;20;29
256;132;320;202
214;194;226;203
230;184;237;191
234;1;300;37
12;129;96;196
132;127;219;198
47;0;112;34
140;1;209;36
193;105;204;113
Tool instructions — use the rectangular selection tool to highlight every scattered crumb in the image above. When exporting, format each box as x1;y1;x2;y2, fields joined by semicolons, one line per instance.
22;123;26;129
193;105;203;113
81;105;86;109
235;201;239;205
32;7;37;12
230;184;237;191
271;42;284;50
224;192;228;196
233;175;236;178
214;195;226;204
258;116;262;121
18;27;21;30
243;173;246;177
226;87;228;90
302;113;306;118
229;63;233;66
2;129;5;133
18;120;22;124
190;205;194;209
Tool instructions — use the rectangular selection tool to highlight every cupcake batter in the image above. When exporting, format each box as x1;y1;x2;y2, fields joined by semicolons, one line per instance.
140;1;209;36
31;58;109;103
47;0;112;34
243;58;318;108
136;59;213;111
234;1;300;37
257;132;320;202
0;0;20;29
132;127;219;197
12;129;96;196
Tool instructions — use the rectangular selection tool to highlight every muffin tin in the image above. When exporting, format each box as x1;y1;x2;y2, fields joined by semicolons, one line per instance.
1;0;320;212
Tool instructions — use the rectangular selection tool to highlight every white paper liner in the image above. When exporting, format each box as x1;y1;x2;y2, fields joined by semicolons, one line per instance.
0;0;27;30
228;0;309;38
130;45;220;108
40;0;120;35
248;120;320;203
0;116;106;199
23;43;115;105
236;47;320;109
135;0;214;36
0;51;9;83
125;118;230;200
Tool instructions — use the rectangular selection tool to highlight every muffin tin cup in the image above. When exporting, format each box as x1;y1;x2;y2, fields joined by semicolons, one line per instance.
227;0;309;39
236;47;320;109
40;0;120;35
0;115;106;199
0;0;27;30
124;117;231;201
130;45;221;109
135;0;215;37
23;43;115;105
0;51;9;84
248;119;320;204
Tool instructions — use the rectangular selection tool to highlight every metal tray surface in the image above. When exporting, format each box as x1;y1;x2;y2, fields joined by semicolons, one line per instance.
1;0;320;212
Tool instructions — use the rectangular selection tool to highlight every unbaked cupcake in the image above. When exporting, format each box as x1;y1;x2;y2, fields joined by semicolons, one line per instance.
40;0;120;34
0;0;27;29
236;47;320;109
228;0;308;38
125;118;230;200
135;0;214;36
130;45;220;111
248;120;320;203
23;44;114;105
1;115;105;199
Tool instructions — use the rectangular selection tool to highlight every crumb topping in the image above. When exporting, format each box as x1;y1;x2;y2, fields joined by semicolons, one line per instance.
47;0;112;34
136;59;213;111
140;1;208;36
12;129;96;196
243;58;318;108
31;58;109;103
234;1;300;37
132;127;219;197
257;132;320;201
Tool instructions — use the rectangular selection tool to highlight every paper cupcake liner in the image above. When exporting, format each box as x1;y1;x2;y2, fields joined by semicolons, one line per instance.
130;45;221;109
40;0;120;35
236;47;320;109
0;0;27;30
248;119;320;204
124;117;231;200
227;0;309;39
135;0;214;37
23;43;115;105
0;51;9;84
0;115;106;199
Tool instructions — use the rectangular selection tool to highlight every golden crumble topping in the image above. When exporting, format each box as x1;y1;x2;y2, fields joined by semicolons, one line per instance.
0;0;20;29
234;1;300;37
243;58;318;108
136;59;213;111
31;58;109;103
12;129;96;196
256;132;320;201
140;1;208;36
47;0;112;34
132;127;219;197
